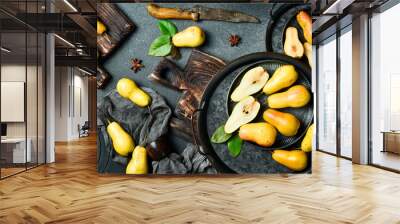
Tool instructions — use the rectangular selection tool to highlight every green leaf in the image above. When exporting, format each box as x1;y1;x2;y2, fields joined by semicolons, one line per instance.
227;135;242;158
148;35;172;56
211;125;232;143
158;20;177;36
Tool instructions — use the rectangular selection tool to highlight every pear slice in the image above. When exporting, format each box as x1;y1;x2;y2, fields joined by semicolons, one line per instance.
224;96;260;134
284;27;304;58
231;66;269;102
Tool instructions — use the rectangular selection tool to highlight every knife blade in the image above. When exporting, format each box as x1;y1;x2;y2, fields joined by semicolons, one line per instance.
147;4;260;23
192;5;260;23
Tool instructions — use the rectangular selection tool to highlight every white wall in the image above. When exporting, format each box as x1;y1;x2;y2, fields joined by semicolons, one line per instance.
54;67;89;141
1;65;37;138
1;63;46;164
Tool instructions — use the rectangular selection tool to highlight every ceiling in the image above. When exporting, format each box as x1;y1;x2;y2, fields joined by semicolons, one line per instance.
310;0;392;43
0;0;96;72
1;0;394;71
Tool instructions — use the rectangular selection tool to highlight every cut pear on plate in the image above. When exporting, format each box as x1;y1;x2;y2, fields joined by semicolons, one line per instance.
284;27;304;58
225;96;260;134
231;66;269;102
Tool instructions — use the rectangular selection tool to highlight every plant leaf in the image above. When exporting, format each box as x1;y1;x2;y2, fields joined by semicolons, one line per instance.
211;125;232;143
148;35;172;56
158;20;177;36
227;135;242;158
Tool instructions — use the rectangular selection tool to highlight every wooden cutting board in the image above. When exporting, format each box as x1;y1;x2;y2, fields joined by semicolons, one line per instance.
97;3;135;58
149;49;226;139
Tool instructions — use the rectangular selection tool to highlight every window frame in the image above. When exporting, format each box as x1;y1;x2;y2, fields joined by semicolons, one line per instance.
315;24;353;161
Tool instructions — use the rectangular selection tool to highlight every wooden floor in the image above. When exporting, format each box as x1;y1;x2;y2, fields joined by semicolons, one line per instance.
1;167;26;178
0;135;400;224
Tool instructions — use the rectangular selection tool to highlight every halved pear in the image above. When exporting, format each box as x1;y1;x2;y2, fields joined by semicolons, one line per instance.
284;27;304;58
224;96;260;134
231;66;269;102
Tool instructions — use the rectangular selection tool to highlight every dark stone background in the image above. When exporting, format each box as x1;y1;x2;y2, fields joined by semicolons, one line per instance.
97;3;311;173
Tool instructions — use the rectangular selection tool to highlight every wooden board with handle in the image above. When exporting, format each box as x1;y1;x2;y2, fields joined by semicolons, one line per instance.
97;3;135;58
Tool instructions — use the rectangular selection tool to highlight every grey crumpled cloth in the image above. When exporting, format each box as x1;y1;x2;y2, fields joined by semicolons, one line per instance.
97;87;172;168
152;143;217;174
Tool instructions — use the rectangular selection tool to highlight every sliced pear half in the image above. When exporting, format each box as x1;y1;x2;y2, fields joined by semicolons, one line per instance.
231;66;269;102
224;96;260;134
284;27;304;58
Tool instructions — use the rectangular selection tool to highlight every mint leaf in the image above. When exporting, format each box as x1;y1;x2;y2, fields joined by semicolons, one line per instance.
211;125;232;143
148;35;172;56
227;135;242;158
158;20;177;36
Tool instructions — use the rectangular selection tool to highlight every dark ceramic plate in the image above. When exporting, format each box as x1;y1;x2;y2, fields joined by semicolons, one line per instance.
266;4;310;56
195;52;312;174
226;61;312;151
281;6;309;48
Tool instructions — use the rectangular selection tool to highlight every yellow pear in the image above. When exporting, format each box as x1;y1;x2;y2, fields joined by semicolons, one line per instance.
263;65;298;95
107;122;135;157
272;149;308;171
301;123;314;152
267;85;310;109
284;27;304;58
304;42;312;67
263;109;300;137
126;146;148;174
116;78;151;107
239;122;277;147
296;11;312;44
97;20;107;35
172;26;205;47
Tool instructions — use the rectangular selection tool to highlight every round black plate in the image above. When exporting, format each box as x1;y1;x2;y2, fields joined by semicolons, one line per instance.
267;5;310;56
281;6;309;47
196;52;312;174
226;61;312;150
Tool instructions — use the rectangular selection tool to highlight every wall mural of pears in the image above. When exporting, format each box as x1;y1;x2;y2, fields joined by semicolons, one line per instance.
97;3;313;175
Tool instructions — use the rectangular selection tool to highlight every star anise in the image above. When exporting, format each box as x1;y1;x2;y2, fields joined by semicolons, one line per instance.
229;34;241;47
131;58;144;73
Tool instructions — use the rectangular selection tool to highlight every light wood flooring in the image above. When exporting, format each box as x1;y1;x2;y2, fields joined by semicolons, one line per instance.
0;135;400;223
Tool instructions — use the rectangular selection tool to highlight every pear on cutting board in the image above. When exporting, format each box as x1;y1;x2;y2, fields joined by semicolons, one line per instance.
231;66;269;102
225;96;260;134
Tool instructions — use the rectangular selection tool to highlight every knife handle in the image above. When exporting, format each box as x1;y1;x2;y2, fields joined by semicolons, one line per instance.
147;4;199;21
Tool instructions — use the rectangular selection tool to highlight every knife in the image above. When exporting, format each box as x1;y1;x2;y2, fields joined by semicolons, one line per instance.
147;4;260;23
